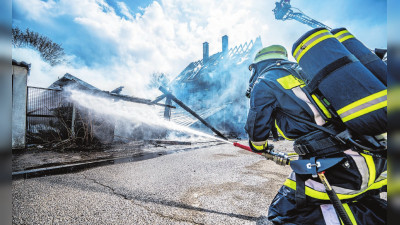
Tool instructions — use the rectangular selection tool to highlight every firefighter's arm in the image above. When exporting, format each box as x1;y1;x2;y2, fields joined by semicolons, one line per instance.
245;80;276;152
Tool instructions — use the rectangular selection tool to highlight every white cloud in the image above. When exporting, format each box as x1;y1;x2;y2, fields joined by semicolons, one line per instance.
13;0;58;24
12;47;122;91
117;1;134;20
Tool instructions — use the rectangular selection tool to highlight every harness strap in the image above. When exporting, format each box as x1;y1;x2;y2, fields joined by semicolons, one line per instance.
247;61;297;97
277;109;337;136
295;173;307;208
277;109;349;157
306;55;359;93
258;61;298;75
294;137;344;157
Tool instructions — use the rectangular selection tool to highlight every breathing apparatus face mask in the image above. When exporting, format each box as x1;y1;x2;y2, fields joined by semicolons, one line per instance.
246;64;257;98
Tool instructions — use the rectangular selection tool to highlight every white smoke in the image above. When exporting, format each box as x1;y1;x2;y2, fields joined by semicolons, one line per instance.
68;89;231;143
12;47;160;98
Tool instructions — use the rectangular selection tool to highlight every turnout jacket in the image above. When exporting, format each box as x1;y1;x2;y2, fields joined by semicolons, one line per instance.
245;59;322;149
244;59;387;225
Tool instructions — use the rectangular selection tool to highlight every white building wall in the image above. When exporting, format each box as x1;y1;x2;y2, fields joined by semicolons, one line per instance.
12;65;28;149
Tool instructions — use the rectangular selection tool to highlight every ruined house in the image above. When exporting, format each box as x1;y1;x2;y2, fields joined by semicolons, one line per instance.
26;73;169;146
170;35;262;137
24;73;110;145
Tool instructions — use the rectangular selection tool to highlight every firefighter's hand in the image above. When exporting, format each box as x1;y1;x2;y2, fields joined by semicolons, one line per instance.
249;140;272;153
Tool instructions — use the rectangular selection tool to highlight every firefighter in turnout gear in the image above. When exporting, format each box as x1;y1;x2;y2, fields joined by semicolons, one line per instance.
245;45;387;224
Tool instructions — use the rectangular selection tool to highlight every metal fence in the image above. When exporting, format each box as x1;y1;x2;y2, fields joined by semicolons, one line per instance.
26;86;72;143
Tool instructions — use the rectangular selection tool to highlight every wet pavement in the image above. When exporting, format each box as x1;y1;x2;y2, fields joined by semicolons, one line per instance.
12;141;225;179
12;140;294;224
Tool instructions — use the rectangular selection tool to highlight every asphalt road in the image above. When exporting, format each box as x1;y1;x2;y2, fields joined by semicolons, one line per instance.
12;140;293;225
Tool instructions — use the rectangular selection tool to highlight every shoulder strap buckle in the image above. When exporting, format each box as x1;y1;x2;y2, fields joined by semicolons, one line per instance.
294;144;310;155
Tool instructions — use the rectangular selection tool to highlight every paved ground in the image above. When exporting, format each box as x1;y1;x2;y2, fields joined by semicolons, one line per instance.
12;140;293;224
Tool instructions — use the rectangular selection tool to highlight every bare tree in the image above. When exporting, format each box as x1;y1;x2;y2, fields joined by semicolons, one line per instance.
12;27;65;66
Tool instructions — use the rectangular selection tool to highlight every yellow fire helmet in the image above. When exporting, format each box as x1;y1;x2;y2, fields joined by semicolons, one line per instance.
251;45;288;67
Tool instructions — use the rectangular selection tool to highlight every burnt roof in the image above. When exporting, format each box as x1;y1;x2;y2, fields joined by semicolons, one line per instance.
48;73;167;106
48;73;100;91
171;37;262;84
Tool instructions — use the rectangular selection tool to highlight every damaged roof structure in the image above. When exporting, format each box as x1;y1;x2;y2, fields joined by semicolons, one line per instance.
49;73;100;91
50;73;174;107
169;35;262;137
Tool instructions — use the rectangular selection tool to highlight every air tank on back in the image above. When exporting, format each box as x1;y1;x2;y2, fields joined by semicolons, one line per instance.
331;28;387;86
292;28;387;136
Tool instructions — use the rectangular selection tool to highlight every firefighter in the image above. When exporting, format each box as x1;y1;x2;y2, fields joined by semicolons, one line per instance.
245;45;387;224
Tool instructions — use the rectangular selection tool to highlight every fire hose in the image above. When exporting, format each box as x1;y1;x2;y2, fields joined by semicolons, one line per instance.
232;142;293;165
231;141;353;225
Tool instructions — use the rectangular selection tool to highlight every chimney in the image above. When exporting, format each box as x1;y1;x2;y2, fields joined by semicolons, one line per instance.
222;35;228;54
203;42;209;62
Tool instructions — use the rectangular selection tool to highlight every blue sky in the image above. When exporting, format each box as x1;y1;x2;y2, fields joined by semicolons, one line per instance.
12;0;387;96
104;0;156;16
